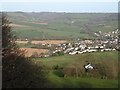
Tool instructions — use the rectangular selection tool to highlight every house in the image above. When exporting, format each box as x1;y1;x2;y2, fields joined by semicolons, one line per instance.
88;46;94;49
69;51;77;55
112;48;116;51
48;44;52;47
74;47;79;51
44;55;50;58
101;49;105;52
95;46;99;49
77;51;83;54
64;47;74;53
104;48;112;51
84;63;93;70
87;49;97;53
82;50;87;53
79;44;86;50
100;46;104;49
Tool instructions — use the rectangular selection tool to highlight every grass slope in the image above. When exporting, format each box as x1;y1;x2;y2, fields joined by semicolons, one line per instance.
34;51;118;68
7;12;118;39
33;51;118;88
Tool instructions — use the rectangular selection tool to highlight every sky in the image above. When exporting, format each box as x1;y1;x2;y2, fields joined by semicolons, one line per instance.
1;0;119;12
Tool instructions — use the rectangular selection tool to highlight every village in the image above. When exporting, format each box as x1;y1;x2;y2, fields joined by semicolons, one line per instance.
2;3;119;88
17;29;119;58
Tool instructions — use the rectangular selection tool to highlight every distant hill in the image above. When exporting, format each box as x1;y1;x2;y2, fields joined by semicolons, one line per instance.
6;12;118;40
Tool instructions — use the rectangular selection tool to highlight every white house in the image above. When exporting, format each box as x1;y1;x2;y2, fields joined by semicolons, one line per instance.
77;51;83;54
69;51;77;55
85;64;93;70
87;49;97;52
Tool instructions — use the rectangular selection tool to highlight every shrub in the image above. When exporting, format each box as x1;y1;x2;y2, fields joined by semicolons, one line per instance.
57;51;64;56
52;51;64;56
63;63;85;78
52;65;63;70
63;66;76;77
52;65;59;70
63;60;118;79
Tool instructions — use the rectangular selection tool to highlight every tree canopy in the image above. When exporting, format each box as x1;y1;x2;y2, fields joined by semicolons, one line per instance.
2;13;48;88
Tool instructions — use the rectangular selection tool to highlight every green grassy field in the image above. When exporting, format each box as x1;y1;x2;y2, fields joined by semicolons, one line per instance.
33;51;118;68
7;12;118;40
32;51;118;88
46;72;118;88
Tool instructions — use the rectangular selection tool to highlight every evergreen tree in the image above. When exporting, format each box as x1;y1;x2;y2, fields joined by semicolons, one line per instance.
2;13;48;88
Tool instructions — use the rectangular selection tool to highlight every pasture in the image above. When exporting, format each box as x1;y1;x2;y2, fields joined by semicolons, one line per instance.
32;51;119;88
7;12;118;40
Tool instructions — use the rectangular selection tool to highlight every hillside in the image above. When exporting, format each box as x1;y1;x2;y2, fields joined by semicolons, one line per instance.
33;51;118;88
6;12;118;40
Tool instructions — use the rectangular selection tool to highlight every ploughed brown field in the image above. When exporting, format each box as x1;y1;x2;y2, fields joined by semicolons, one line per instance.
15;41;28;44
20;48;49;57
31;40;67;44
16;40;67;44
